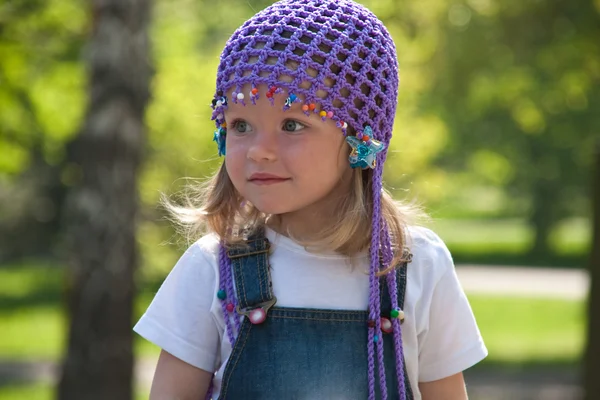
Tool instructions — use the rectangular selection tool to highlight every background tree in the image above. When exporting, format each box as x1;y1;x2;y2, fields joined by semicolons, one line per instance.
0;0;86;261
57;0;153;399
584;142;600;400
412;0;600;255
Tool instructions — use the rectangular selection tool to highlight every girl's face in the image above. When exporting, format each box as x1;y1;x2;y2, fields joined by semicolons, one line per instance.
224;85;352;218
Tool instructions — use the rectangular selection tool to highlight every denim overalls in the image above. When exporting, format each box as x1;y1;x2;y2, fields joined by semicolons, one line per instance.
218;234;414;399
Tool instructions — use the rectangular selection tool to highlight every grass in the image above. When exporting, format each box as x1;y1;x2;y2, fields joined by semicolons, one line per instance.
1;306;65;359
0;296;160;361
430;218;589;267
468;294;585;365
0;265;160;360
0;383;149;400
0;384;52;400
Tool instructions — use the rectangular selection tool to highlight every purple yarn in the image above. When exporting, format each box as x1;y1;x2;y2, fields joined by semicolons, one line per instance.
369;159;389;399
206;244;237;400
223;246;242;333
218;244;237;345
367;325;376;400
382;221;407;399
204;379;214;400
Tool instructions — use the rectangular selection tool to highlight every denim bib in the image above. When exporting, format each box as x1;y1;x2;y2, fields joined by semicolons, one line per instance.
218;234;414;399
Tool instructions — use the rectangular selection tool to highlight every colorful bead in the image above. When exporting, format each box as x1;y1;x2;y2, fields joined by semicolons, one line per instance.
362;135;370;142
237;93;245;100
226;303;235;313
221;122;227;128
342;122;348;129
217;289;226;300
270;86;277;93
380;317;393;334
373;335;379;343
367;320;376;328
319;111;327;117
302;105;309;112
266;91;273;98
248;308;267;324
213;127;226;156
249;87;259;105
284;93;299;110
327;111;334;119
309;103;316;111
391;308;405;321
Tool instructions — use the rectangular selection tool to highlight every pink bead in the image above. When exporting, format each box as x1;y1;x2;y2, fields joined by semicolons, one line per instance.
327;111;334;119
249;308;267;324
226;303;235;313
380;317;393;334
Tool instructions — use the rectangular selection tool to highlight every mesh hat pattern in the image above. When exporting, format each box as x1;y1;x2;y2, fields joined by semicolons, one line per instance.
210;1;408;399
211;0;399;147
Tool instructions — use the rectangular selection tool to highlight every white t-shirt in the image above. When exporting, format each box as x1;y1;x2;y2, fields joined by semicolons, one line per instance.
134;226;487;399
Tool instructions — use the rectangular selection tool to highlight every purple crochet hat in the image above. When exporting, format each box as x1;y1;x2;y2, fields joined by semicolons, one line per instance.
211;0;398;144
210;1;405;399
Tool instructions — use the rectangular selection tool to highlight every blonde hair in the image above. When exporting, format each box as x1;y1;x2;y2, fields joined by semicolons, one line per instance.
165;163;422;275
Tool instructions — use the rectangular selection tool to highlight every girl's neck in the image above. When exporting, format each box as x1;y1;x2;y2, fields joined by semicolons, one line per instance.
267;190;349;243
268;210;331;242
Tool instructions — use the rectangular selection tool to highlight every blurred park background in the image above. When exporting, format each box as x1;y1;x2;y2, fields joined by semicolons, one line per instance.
0;0;599;399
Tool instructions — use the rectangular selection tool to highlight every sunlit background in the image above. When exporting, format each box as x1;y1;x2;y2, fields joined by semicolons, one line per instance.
1;0;598;399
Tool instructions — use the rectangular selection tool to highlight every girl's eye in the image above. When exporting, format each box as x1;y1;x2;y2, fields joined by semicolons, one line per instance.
282;119;306;132
232;120;252;133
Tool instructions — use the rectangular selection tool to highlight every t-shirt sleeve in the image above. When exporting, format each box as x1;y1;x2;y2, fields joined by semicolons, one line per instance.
133;241;221;372
416;232;488;382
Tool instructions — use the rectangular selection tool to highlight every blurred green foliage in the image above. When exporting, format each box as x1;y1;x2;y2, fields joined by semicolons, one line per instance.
0;0;597;265
0;0;86;174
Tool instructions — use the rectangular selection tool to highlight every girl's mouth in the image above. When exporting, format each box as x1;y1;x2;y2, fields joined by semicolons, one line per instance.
248;173;290;185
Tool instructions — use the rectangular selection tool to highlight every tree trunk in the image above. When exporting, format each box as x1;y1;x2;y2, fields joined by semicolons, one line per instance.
57;1;152;399
528;178;556;257
584;141;600;400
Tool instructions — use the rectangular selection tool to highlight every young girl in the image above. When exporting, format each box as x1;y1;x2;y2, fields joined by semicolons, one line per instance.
134;0;487;399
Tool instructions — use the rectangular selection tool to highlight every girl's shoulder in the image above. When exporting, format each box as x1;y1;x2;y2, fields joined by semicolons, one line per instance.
170;233;222;278
406;225;450;253
192;232;222;259
405;225;455;282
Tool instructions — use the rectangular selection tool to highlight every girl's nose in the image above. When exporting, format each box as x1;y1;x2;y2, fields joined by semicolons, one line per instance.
247;131;278;162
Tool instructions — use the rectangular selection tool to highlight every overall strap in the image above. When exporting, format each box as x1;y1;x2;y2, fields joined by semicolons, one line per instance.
227;233;274;311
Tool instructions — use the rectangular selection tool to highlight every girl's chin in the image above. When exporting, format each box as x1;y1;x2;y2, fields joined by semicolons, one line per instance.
247;199;299;216
252;205;292;215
